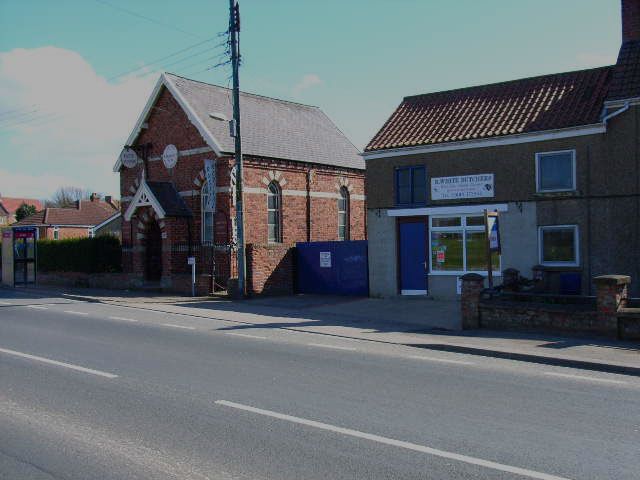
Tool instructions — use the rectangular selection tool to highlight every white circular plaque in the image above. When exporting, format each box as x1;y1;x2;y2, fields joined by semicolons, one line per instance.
162;144;178;169
121;148;139;169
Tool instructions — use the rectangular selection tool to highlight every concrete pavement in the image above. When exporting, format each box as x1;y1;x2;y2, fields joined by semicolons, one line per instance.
1;288;639;479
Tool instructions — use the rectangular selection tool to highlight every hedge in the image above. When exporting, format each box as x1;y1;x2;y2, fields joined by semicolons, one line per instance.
37;235;122;273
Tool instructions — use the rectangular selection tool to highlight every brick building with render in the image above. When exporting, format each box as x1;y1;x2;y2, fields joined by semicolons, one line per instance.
115;73;365;295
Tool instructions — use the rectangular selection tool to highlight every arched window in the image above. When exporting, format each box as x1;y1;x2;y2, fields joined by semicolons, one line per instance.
201;181;214;243
338;187;349;241
267;181;282;243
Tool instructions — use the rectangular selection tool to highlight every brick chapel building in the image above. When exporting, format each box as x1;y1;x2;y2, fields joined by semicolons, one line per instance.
115;73;365;294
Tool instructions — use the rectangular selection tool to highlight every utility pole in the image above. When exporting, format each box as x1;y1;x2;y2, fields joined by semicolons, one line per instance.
229;0;246;297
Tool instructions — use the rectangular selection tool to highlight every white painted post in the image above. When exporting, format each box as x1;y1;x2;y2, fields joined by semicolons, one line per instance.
188;256;196;297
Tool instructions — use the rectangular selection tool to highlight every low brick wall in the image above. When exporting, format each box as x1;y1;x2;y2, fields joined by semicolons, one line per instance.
246;243;295;295
461;273;634;338
617;308;640;340
479;302;605;335
37;271;134;290
169;273;212;296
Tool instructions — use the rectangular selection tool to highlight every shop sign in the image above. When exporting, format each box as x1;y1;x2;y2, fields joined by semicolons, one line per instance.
14;229;36;239
320;251;331;268
162;144;178;169
431;174;494;200
120;148;139;169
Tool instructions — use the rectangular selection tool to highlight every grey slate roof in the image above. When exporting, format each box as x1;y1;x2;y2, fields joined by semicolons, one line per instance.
165;73;364;170
147;182;192;217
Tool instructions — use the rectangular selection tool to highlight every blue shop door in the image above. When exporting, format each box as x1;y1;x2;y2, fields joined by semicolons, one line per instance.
399;220;427;295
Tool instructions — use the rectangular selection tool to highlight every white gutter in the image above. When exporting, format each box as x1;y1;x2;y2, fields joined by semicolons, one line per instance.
362;123;606;160
601;102;630;125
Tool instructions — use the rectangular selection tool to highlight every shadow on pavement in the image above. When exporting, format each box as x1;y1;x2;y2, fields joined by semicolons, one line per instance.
406;343;640;377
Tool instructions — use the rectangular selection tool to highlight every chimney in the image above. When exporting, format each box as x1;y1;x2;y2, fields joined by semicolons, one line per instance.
105;195;112;205
622;0;640;43
90;192;99;202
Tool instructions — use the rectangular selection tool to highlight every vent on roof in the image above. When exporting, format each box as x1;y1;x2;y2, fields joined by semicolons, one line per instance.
209;112;228;121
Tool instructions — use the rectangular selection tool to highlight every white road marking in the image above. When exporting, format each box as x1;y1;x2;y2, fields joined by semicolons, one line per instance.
64;310;89;316
307;343;357;351
108;316;138;323
216;400;573;480
0;301;11;305
543;372;627;385
162;323;196;330
408;355;475;366
224;332;267;340
0;347;118;379
27;305;48;310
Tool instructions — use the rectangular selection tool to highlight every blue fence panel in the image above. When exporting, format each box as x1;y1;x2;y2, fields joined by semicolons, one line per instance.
296;240;368;296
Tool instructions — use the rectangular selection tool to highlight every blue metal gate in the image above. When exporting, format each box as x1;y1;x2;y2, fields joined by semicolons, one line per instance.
296;240;368;296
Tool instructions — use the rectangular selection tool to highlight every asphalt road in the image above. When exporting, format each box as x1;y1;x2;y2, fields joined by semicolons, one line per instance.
0;290;638;480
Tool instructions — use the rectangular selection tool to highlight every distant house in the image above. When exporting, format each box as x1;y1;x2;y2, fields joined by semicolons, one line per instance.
363;0;640;298
12;194;121;240
0;196;44;225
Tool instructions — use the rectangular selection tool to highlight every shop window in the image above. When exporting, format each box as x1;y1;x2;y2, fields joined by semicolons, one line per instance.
267;181;282;243
536;150;575;192
538;225;579;266
338;187;349;241
201;181;214;243
430;215;499;274
396;166;426;206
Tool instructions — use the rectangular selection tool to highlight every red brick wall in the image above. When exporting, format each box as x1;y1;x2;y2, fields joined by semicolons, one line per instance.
42;226;89;240
246;243;295;295
241;157;365;245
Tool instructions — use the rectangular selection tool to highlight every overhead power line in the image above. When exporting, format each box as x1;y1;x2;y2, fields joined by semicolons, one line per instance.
93;0;201;39
0;112;62;133
0;108;39;124
107;37;217;81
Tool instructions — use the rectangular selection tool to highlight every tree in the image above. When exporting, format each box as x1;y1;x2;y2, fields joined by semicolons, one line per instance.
46;186;92;208
15;203;37;222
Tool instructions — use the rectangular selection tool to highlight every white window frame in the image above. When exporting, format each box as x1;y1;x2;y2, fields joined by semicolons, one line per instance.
535;149;576;193
538;224;580;267
338;186;349;241
88;228;95;238
267;181;282;243
53;227;59;240
429;214;501;276
201;180;215;244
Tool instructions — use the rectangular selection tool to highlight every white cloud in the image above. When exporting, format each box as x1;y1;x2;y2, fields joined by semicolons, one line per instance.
0;46;157;199
292;73;323;97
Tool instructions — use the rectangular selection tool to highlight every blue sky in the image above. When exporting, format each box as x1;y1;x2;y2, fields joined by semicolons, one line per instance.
0;0;622;199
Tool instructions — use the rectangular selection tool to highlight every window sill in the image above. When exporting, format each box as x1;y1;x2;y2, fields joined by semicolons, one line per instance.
533;190;579;199
537;264;581;271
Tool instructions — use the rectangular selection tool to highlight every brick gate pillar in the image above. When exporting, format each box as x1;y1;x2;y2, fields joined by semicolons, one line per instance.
594;275;631;334
460;273;485;330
